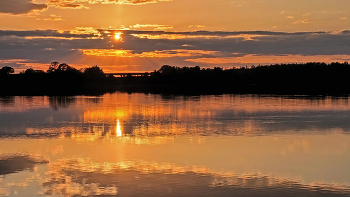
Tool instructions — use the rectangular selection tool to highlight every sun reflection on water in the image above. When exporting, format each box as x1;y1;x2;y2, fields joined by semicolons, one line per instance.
116;119;122;137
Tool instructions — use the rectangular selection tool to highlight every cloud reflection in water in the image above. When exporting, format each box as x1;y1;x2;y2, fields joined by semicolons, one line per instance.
42;158;350;197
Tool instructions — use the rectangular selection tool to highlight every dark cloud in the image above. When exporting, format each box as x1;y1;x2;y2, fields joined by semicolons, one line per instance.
0;29;97;39
1;29;350;71
106;30;350;56
113;30;326;36
0;29;106;71
0;0;47;14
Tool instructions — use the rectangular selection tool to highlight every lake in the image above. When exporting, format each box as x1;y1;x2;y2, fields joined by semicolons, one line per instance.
1;93;350;197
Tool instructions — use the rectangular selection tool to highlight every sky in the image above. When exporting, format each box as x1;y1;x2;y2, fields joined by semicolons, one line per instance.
0;0;350;73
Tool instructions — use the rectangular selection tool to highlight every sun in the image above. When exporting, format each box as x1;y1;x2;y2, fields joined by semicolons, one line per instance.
114;32;122;40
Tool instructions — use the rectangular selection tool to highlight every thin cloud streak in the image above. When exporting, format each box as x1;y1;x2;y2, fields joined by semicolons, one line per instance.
47;0;173;9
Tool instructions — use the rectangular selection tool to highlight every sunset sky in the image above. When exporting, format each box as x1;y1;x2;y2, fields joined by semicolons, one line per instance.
1;0;350;73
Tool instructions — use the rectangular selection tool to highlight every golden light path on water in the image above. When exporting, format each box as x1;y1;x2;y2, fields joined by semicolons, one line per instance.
1;93;350;196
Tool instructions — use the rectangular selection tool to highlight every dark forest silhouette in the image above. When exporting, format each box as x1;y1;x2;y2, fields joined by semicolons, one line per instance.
1;62;350;95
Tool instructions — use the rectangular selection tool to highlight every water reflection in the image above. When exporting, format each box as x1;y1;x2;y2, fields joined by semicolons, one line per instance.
42;158;350;197
0;154;48;175
49;96;76;110
116;119;122;137
0;97;15;107
0;133;350;196
1;93;350;137
1;93;350;196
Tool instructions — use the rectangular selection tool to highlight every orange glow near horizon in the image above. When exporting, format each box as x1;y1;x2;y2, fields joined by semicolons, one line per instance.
81;49;216;58
8;53;350;74
186;54;350;65
130;33;266;40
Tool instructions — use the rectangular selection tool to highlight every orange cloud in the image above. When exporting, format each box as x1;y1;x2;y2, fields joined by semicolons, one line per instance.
37;14;62;21
69;27;102;36
81;49;215;58
186;54;350;65
129;24;173;31
130;33;265;41
293;19;311;24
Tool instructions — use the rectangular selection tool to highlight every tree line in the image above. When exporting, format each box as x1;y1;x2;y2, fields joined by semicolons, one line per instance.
1;61;350;95
0;62;113;95
117;62;350;86
115;62;350;94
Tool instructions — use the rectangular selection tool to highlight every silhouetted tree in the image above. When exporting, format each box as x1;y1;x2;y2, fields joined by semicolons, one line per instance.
83;65;106;83
47;62;59;73
0;66;14;75
158;65;176;74
48;62;77;73
56;63;70;72
23;68;45;75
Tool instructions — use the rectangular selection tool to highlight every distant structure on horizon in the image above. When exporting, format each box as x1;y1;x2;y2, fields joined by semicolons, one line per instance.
108;72;151;77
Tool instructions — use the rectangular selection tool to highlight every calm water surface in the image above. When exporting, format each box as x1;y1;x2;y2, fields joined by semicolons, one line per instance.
1;93;350;196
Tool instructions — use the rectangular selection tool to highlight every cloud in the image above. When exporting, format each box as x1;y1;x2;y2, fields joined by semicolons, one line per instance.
37;15;62;21
99;29;350;58
129;24;173;31
110;0;172;5
2;28;350;72
47;0;87;9
0;29;99;39
0;0;47;15
230;0;264;7
0;29;105;70
80;49;216;58
0;0;173;13
186;54;350;65
293;19;310;24
47;0;172;9
0;154;48;175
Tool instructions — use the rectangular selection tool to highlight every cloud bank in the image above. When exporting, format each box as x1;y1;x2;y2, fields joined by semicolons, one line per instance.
48;0;172;9
1;28;350;72
0;0;47;14
0;0;172;15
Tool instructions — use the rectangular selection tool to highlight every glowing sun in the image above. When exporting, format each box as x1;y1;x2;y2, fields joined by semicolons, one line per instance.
114;32;122;40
